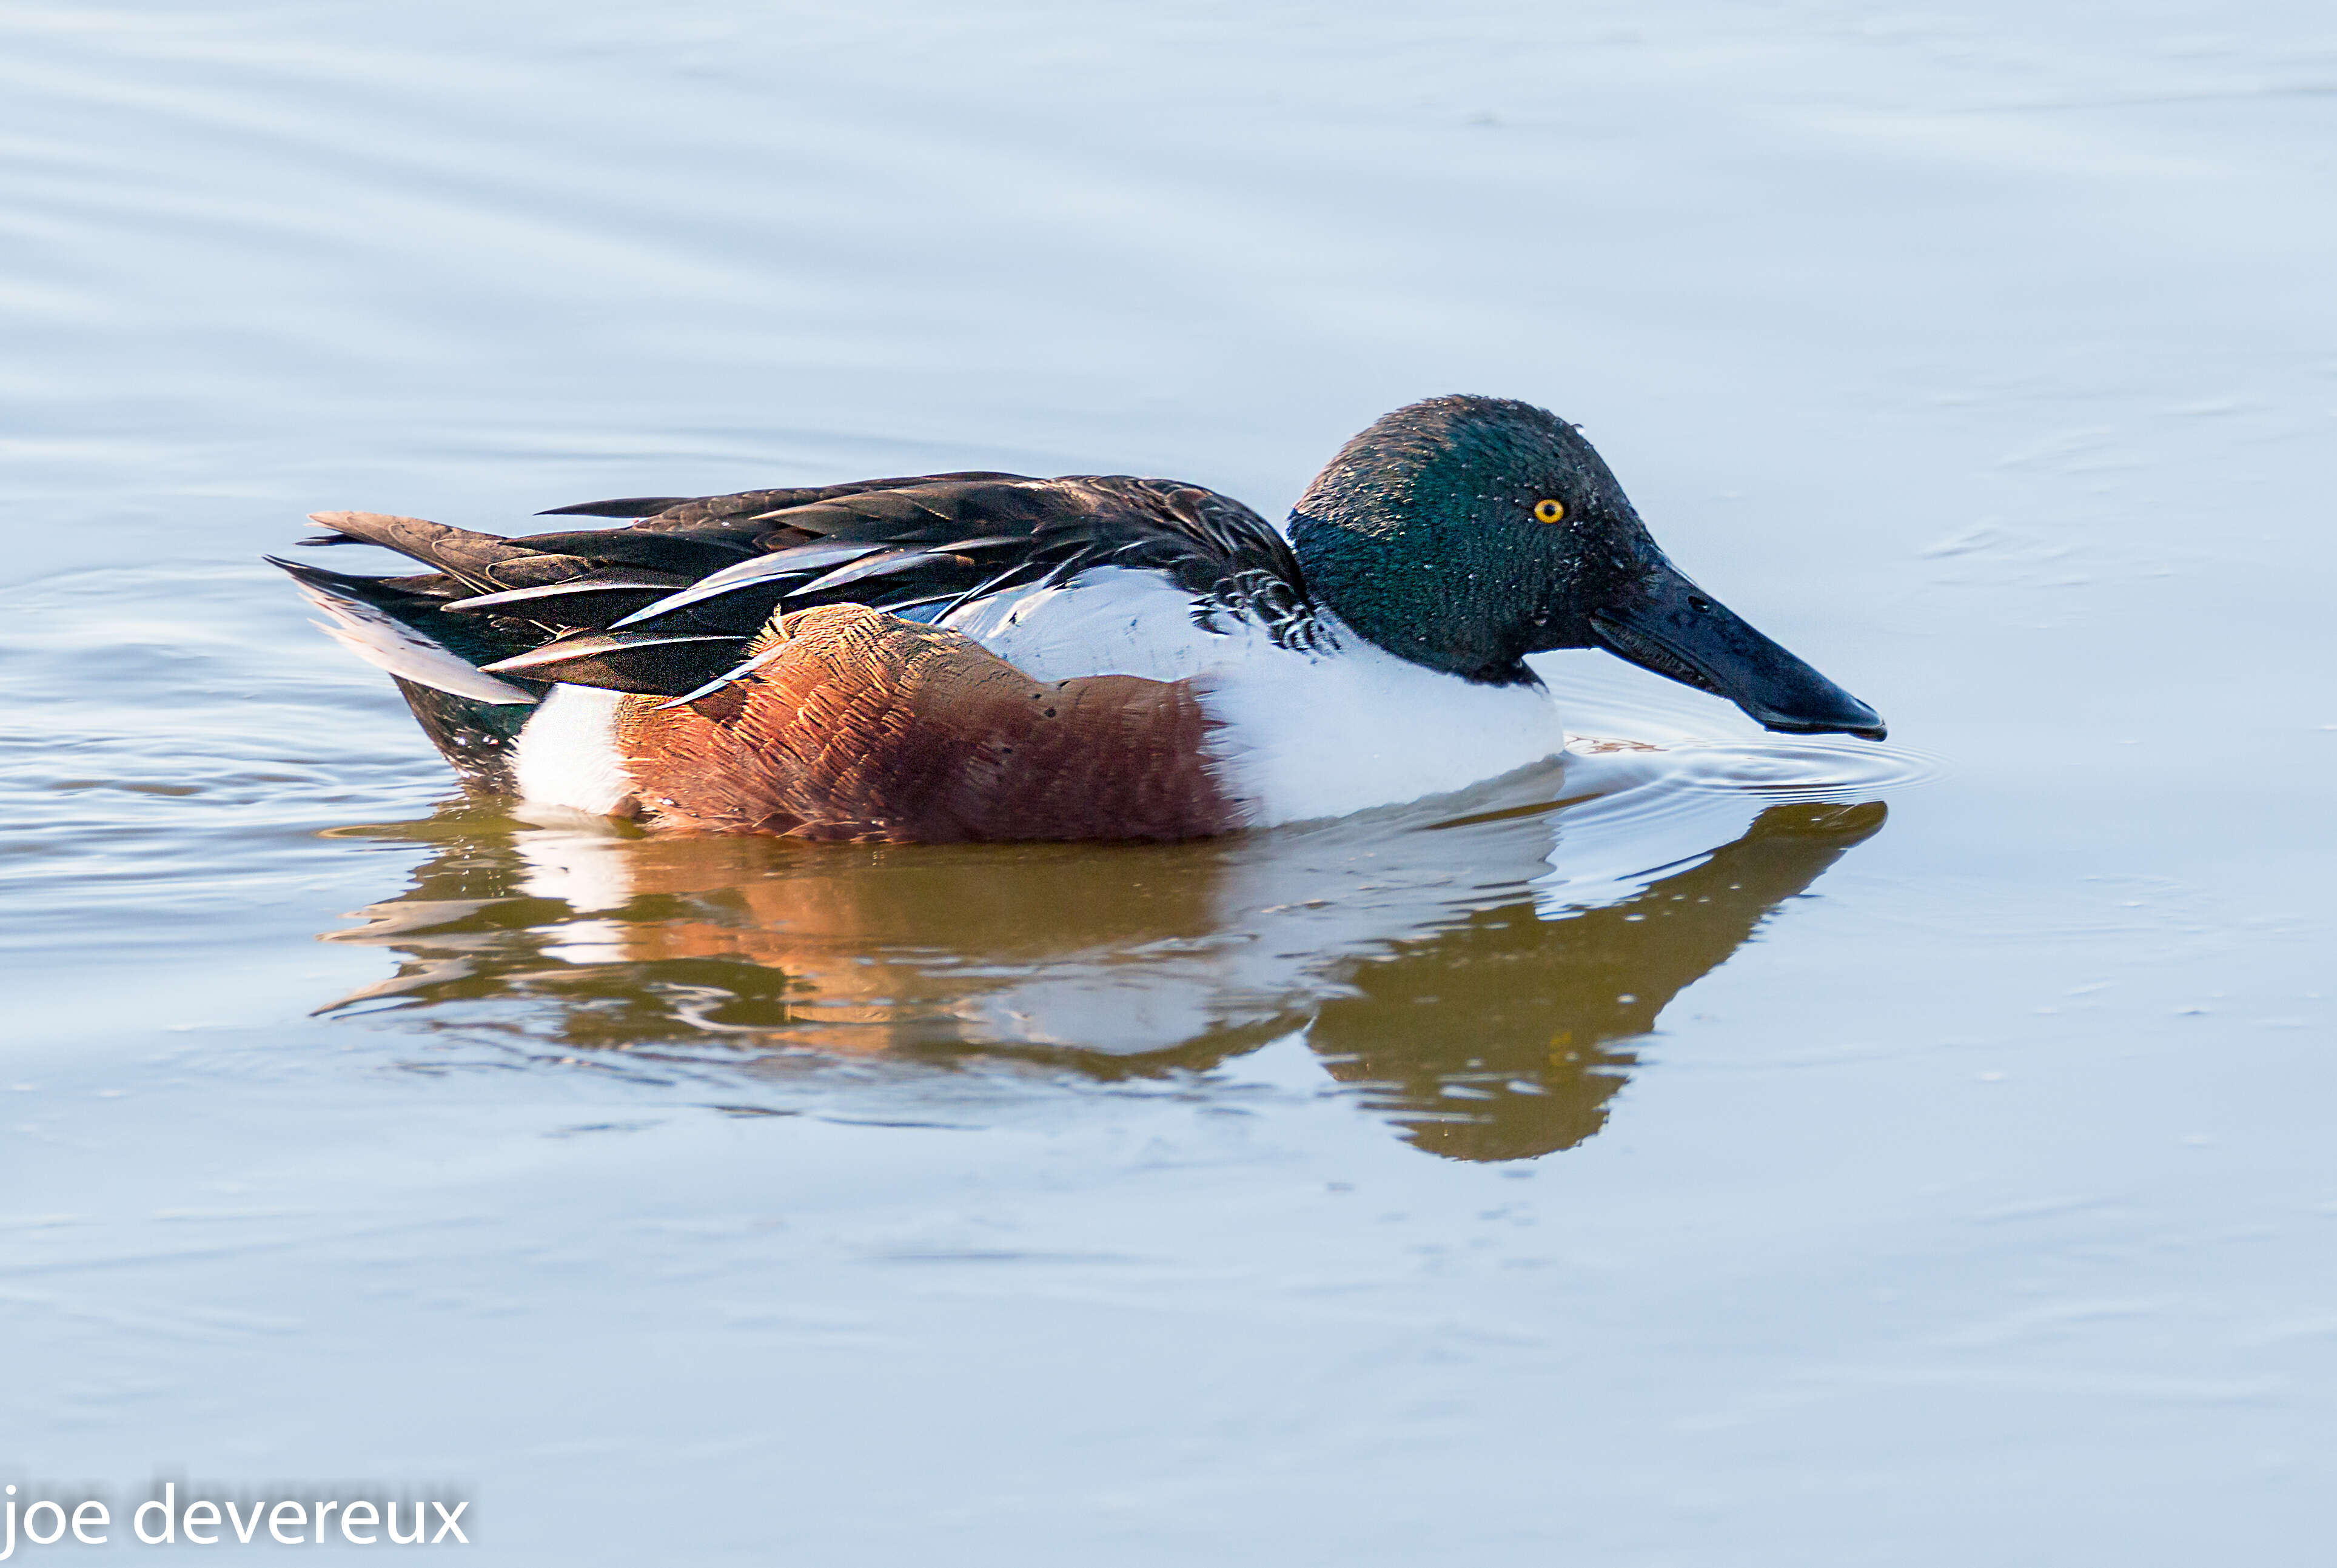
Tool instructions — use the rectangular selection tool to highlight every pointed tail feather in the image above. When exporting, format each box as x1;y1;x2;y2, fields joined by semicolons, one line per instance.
292;585;541;706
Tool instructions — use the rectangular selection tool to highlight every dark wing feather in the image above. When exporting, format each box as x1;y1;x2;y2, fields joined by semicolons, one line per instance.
280;474;1318;701
480;631;744;695
540;471;1028;528
438;569;691;630
532;496;692;519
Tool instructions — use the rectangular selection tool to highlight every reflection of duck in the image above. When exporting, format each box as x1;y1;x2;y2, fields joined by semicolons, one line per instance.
279;397;1882;842
1312;799;1886;1161
321;784;1884;1161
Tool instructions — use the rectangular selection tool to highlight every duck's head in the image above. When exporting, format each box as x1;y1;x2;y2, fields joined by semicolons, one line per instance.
1289;395;1886;740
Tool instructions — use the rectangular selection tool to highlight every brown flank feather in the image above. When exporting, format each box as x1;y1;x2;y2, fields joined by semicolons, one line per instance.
614;604;1244;843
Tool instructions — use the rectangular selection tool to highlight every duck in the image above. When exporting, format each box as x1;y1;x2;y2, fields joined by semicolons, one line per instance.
272;394;1885;842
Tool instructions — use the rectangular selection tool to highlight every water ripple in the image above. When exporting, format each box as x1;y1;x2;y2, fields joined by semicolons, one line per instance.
1638;736;1946;799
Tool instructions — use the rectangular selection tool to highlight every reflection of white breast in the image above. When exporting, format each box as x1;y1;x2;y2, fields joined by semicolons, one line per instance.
945;567;1571;826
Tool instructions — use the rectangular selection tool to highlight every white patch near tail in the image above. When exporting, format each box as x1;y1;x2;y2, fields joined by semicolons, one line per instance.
512;685;636;817
293;578;540;706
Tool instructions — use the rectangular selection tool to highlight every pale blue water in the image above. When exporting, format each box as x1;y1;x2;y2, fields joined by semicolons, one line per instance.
4;2;2333;1563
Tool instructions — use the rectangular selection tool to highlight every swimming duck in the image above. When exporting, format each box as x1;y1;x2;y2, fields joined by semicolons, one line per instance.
274;395;1884;842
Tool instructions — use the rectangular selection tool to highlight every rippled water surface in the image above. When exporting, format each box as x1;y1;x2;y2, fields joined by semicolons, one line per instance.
5;2;2333;1563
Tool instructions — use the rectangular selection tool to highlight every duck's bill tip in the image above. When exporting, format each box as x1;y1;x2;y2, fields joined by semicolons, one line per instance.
1754;709;1889;743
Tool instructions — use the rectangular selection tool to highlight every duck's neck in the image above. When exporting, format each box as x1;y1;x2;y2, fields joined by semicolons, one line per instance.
1291;514;1541;686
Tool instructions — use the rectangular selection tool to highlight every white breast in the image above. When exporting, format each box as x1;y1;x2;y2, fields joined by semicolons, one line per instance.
1201;636;1568;826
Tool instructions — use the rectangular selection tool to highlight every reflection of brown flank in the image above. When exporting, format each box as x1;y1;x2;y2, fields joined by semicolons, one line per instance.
614;604;1244;843
318;809;1247;1056
580;836;1235;1047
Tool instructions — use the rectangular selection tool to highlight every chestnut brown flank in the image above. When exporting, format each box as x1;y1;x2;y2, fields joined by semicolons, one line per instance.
613;603;1244;842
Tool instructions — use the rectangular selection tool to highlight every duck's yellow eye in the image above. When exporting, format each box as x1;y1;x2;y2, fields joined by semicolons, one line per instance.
1533;499;1566;524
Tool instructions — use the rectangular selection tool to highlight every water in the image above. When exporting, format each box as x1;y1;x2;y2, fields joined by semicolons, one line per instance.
4;2;2333;1562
